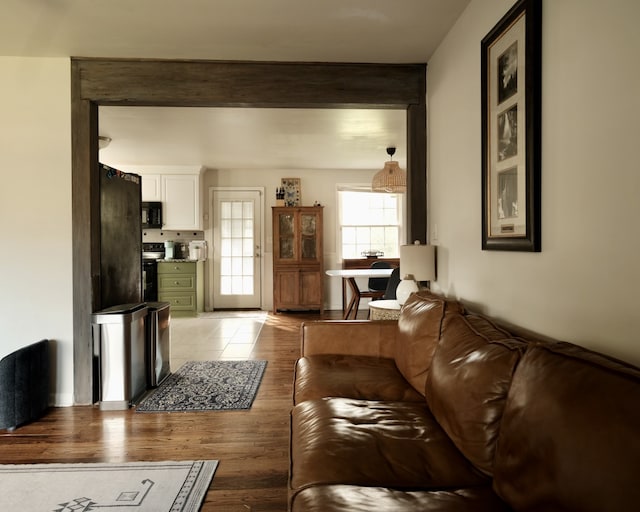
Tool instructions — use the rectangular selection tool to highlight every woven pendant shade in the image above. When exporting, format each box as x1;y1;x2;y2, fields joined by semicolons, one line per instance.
372;160;406;193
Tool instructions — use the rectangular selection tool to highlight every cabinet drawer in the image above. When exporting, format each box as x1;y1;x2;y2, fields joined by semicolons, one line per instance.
157;262;196;274
158;274;195;291
158;292;196;311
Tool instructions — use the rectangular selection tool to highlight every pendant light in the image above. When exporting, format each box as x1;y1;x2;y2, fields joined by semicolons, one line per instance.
372;147;406;193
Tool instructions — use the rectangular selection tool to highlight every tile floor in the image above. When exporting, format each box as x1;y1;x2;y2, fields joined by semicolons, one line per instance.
169;311;267;371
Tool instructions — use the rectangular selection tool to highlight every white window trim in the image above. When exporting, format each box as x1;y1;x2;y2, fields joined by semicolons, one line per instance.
335;183;406;262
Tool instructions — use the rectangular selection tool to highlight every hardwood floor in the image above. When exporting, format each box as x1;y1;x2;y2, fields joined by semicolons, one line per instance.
0;310;345;512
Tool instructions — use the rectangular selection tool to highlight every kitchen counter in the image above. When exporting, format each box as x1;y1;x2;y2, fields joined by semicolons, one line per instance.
159;258;204;263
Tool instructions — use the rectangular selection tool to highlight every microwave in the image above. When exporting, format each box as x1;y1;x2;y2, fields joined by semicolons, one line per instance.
142;201;163;229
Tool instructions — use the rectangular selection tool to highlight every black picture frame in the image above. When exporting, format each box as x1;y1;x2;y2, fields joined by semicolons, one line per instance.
481;0;541;251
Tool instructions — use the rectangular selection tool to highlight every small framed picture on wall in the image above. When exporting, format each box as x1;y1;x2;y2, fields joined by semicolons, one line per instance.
281;178;301;207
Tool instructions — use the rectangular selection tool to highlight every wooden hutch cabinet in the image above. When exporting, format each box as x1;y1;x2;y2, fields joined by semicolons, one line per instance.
272;206;324;313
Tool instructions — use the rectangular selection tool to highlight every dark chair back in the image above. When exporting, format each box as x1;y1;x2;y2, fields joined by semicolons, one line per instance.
382;267;401;300
368;260;391;292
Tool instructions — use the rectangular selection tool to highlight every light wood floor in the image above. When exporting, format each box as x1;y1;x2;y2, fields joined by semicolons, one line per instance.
0;310;346;512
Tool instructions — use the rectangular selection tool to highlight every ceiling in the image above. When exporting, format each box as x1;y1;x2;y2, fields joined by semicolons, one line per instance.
2;0;470;170
98;106;408;170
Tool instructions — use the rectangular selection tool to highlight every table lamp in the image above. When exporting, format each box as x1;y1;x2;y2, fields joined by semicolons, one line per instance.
396;242;436;305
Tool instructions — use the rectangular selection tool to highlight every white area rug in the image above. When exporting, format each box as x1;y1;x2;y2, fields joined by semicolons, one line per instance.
0;460;218;512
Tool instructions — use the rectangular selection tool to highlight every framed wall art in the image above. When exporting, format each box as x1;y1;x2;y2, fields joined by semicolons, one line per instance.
281;178;301;207
481;0;541;251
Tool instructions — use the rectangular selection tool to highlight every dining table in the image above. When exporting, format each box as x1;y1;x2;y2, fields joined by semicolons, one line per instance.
325;268;394;320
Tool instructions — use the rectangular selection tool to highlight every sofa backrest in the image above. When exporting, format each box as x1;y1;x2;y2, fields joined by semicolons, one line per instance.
0;339;50;430
493;342;640;512
394;290;464;396
425;313;527;476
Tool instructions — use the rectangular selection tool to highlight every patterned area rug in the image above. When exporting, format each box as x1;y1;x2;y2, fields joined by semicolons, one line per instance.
0;460;218;512
136;360;267;412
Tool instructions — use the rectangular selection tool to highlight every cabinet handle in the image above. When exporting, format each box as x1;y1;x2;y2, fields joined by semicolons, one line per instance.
174;281;180;285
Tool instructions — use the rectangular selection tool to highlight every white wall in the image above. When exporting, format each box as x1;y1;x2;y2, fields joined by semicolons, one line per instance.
203;167;376;310
427;0;640;365
0;57;74;405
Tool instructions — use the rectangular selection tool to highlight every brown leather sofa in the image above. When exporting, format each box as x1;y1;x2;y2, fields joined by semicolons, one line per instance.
289;290;640;511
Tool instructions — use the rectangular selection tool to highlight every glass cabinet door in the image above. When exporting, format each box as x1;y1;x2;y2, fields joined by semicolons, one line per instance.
300;213;317;260
278;213;295;260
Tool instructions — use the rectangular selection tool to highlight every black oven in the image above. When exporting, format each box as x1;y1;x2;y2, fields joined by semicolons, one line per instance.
142;242;164;301
142;260;158;301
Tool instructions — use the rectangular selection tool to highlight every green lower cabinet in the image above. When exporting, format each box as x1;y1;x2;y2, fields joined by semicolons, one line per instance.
157;260;204;316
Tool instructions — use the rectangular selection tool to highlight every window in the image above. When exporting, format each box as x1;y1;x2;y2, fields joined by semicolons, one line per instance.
338;189;403;259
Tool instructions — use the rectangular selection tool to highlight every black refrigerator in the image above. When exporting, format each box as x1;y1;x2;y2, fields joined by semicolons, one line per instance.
99;163;143;308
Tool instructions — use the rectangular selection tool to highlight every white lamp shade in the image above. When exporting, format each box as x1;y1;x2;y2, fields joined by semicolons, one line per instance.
400;243;436;282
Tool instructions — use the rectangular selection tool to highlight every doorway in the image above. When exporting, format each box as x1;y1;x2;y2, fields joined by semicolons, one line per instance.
210;188;264;309
72;58;427;405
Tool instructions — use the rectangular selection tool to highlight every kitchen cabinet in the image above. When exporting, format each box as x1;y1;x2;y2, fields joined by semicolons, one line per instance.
141;174;162;201
272;206;324;313
139;167;203;230
157;260;204;316
161;174;201;230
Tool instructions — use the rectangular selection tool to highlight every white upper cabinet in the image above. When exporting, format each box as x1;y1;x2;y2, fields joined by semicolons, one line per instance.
137;166;203;230
162;174;201;230
141;174;162;201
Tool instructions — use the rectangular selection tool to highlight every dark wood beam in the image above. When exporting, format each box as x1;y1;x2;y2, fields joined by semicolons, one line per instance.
71;63;99;405
407;102;427;243
74;59;425;107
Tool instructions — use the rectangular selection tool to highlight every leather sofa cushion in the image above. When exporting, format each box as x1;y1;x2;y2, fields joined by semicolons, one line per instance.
425;314;526;476
294;355;424;405
493;342;640;512
394;290;464;396
301;320;399;359
292;484;512;512
290;397;488;493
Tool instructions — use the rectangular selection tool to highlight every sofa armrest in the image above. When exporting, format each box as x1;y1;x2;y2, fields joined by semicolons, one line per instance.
300;320;399;358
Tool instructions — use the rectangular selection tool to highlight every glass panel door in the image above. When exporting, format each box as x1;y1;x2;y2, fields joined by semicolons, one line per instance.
212;189;262;309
